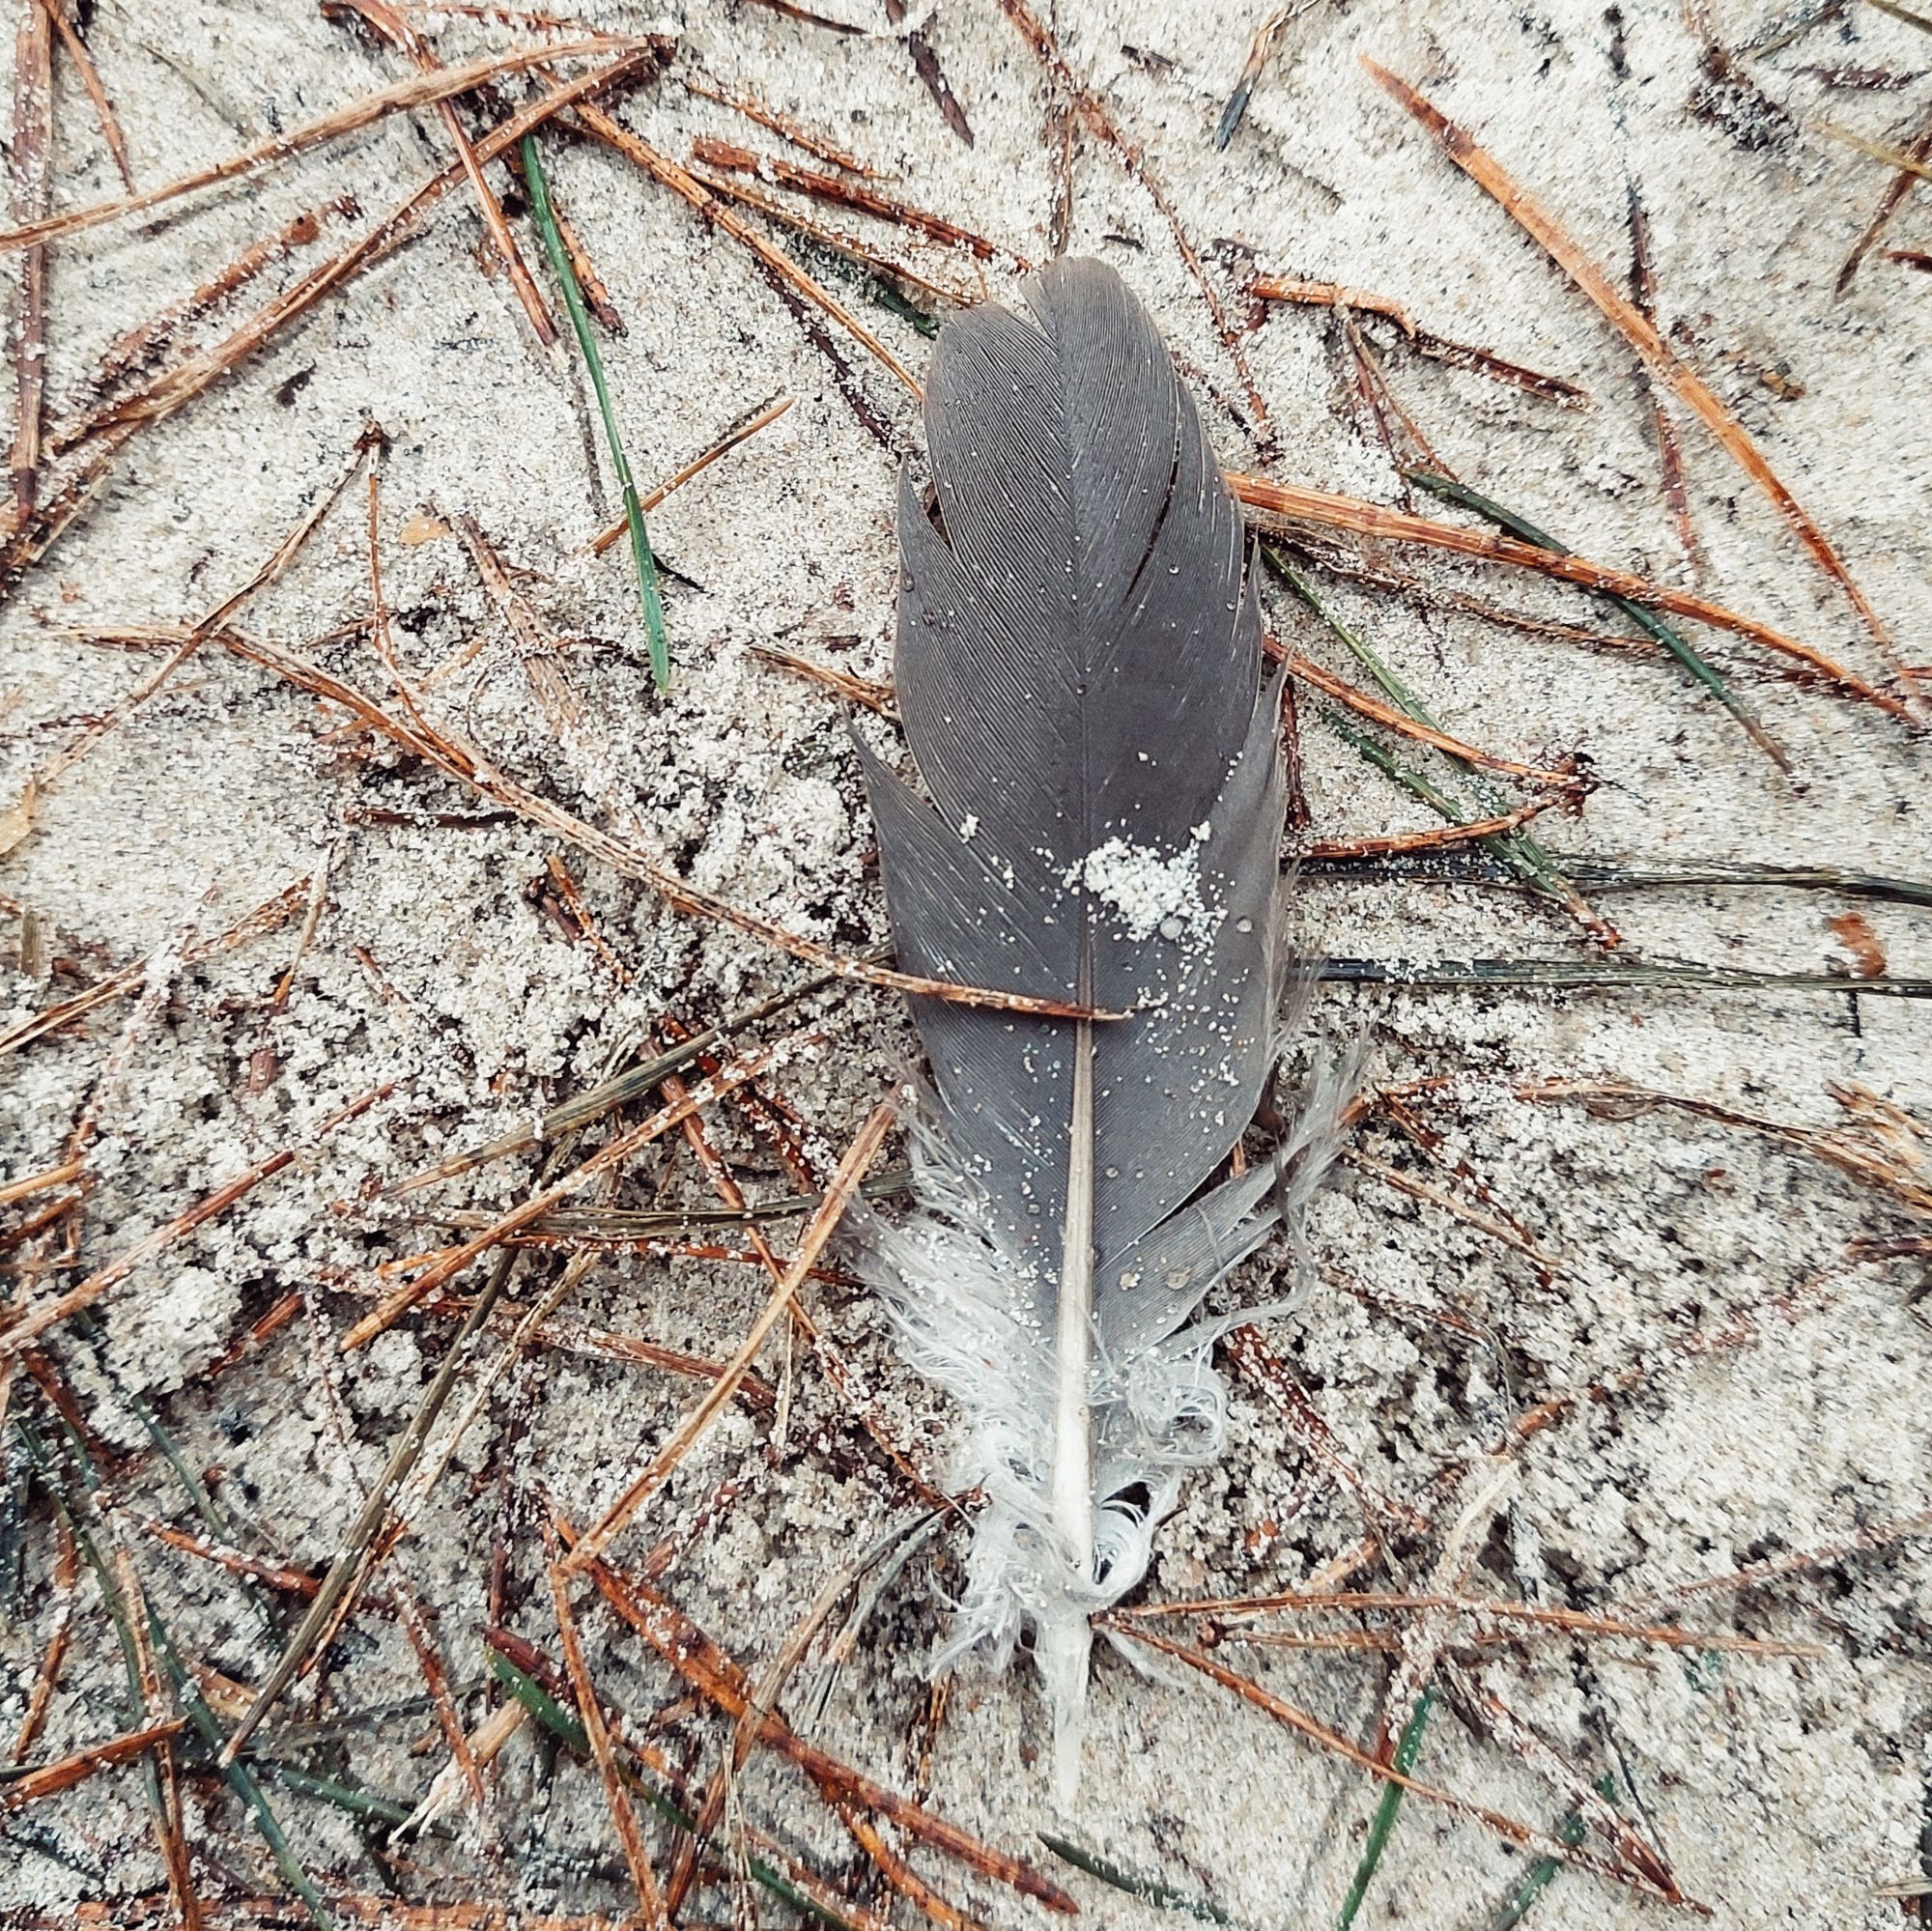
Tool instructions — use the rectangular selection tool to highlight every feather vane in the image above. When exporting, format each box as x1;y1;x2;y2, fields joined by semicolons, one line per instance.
857;259;1303;1794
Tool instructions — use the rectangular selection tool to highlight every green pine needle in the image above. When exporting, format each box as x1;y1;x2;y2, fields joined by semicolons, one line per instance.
1039;1831;1236;1924
484;1646;866;1931
1264;544;1590;914
1490;1776;1619;1929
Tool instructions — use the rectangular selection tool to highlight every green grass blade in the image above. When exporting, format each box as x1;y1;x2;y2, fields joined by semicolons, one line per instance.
146;1602;336;1929
15;1413;333;1929
1337;1687;1436;1929
521;133;669;691
1405;469;1789;773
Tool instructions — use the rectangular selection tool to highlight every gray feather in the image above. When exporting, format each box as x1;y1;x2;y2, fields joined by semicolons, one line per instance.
856;259;1294;1792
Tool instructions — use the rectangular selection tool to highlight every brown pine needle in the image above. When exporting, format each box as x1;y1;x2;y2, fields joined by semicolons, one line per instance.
323;1273;779;1405
0;34;654;253
688;161;980;311
691;135;1027;265
1124;1586;1825;1655
26;428;375;805
567;97;923;397
1515;1076;1932;1216
1254;272;1418;333
1251;273;1590;405
565;1536;1079;1914
1272;639;1588;786
0;875;309;1059
1837;107;1932;291
547;1536;671;1927
1230;469;1911;719
210;622;1099;1015
332;0;558;347
87;198;355;401
339;1032;819;1352
1342;1149;1566;1272
79;50;653;446
10;1518;75;1760
1365;60;1917;709
996;0;1271;435
1304;800;1573;860
0;1156;86;1208
0;1086;388;1360
1105;1621;1684;1904
0;1718;186;1810
753;643;897;716
38;0;134;191
11;45;654;602
683;71;883;177
9;0;51;520
560;1088;902;1574
589;396;795;554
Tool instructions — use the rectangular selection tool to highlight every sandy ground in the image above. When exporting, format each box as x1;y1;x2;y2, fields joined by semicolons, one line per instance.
2;0;1929;1925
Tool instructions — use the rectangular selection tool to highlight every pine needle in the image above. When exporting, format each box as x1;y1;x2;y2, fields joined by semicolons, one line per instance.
1405;469;1792;774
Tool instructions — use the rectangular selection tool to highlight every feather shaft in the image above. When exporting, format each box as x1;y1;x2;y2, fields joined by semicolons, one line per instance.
1050;1013;1097;1578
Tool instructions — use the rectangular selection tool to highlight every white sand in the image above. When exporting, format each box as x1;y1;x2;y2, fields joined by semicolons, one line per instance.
2;0;1928;1925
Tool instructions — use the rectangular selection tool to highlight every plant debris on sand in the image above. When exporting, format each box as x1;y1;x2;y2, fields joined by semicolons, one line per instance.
1;4;1927;1929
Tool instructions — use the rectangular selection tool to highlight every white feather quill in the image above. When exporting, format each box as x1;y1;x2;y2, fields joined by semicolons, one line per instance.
854;259;1338;1795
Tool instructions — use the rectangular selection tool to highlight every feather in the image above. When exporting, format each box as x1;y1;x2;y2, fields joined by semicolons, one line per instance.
855;259;1333;1795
